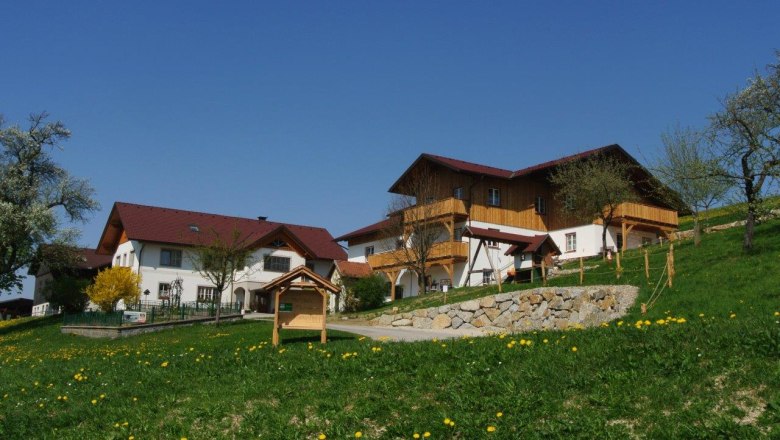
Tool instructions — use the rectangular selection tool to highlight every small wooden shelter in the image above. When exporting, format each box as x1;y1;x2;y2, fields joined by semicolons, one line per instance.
266;265;340;346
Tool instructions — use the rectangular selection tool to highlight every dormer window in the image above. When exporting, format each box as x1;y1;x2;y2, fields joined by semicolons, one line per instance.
189;224;200;232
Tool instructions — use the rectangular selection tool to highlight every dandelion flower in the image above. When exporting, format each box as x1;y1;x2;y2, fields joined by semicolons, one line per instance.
91;399;97;405
423;433;430;438
496;411;503;417
413;434;420;439
571;346;578;352
443;418;451;425
354;432;362;438
487;425;496;432
161;361;169;368
318;434;326;440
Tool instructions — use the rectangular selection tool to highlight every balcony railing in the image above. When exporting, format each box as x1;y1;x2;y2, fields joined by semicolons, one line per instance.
614;202;678;227
367;241;469;270
403;197;468;223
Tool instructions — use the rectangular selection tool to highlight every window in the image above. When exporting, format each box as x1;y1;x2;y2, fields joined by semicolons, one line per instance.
128;251;135;267
487;188;501;206
565;233;577;252
482;270;493;285
270;239;286;248
160;249;182;267
535;195;547;215
158;283;171;299
264;255;290;272
197;286;216;302
487;228;499;248
115;255;121;267
564;194;575;211
395;239;404;250
122;253;127;266
453;187;464;200
364;246;374;257
305;261;316;271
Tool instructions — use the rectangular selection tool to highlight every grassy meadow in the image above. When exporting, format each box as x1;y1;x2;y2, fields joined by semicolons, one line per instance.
1;220;779;438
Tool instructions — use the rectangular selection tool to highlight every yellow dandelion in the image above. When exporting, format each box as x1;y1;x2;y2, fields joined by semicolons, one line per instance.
354;432;362;438
318;434;327;440
161;361;169;368
423;433;430;438
91;399;97;405
413;434;420;439
571;346;578;352
487;425;496;432
729;313;736;319
496;411;503;417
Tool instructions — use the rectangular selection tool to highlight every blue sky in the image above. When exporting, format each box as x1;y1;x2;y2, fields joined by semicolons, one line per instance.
3;1;779;298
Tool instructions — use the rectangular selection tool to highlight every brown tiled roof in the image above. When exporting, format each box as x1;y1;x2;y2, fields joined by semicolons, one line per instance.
462;226;539;245
333;217;395;242
334;260;373;278
423;154;515;179
77;248;113;270
505;235;561;256
98;202;346;261
511;144;623;177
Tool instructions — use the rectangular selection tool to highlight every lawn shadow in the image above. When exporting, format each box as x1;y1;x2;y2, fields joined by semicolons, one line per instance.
0;315;61;336
278;334;355;345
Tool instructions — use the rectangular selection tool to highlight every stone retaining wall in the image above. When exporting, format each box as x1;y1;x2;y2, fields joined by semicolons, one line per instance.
370;285;638;333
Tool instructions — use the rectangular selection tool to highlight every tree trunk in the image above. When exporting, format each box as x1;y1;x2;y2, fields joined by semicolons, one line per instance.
214;291;222;326
744;204;756;252
693;215;701;247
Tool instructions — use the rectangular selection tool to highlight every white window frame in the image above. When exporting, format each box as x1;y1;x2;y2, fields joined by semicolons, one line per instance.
453;187;464;200
197;286;217;303
264;255;291;272
364;246;375;257
487;188;501;206
565;233;577;252
158;283;171;300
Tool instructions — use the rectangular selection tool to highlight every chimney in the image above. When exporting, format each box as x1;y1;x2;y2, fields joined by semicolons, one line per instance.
257;216;268;221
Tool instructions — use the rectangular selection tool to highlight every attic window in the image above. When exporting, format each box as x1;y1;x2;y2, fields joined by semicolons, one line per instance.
189;224;200;232
271;239;286;248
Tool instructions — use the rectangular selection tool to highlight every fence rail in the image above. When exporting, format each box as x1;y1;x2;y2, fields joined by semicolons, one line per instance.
63;302;242;327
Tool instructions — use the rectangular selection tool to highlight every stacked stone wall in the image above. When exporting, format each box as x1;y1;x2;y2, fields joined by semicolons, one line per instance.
370;285;638;332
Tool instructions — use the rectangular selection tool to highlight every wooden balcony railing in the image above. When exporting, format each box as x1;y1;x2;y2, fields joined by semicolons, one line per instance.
403;197;468;223
367;241;469;270
614;202;678;227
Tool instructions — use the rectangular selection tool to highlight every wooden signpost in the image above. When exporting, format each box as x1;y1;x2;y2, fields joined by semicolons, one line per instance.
267;266;340;346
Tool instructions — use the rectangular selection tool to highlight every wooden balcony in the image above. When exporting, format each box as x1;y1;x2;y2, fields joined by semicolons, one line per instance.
367;241;469;270
403;197;468;223
614;202;678;227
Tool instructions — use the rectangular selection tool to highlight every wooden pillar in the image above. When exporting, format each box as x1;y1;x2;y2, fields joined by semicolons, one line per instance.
483;242;501;292
386;271;400;301
272;289;281;346
621;222;627;253
320;287;327;344
616;252;621;279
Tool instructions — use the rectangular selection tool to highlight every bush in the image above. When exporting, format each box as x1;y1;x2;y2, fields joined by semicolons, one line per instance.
43;276;90;314
351;274;387;311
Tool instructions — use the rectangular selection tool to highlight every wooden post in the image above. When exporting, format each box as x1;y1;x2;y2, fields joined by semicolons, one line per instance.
579;257;584;285
541;259;547;286
272;289;281;346
621;222;627;254
616;252;621;279
644;249;650;284
321;289;327;344
641;303;647;314
666;253;673;288
483;242;502;293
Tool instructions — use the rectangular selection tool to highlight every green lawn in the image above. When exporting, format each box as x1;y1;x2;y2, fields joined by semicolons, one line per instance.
1;221;779;439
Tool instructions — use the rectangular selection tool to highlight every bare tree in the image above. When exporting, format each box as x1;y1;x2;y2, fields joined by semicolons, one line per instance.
188;228;256;324
654;125;729;246
709;52;780;251
381;164;444;295
549;153;637;257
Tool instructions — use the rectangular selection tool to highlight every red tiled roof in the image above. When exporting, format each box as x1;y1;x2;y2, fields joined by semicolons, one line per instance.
462;226;539;245
423;154;515;179
334;260;373;278
99;202;346;261
511;144;623;177
77;248;113;270
333;217;395;242
505;235;561;256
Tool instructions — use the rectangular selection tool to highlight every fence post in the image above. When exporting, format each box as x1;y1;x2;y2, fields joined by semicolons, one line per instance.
541;260;547;286
151;306;155;324
616;252;621;279
667;253;673;288
579;257;584;285
644;249;650;284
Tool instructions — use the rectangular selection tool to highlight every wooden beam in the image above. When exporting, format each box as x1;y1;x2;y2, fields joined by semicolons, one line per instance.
482;241;501;293
467;239;483;286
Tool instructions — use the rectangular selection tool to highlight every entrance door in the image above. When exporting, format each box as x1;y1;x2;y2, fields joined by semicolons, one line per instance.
256;291;273;313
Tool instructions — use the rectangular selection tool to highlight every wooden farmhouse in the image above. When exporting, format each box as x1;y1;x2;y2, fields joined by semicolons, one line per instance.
334;144;679;301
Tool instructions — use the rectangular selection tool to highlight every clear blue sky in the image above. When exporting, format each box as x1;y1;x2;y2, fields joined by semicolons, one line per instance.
3;1;779;298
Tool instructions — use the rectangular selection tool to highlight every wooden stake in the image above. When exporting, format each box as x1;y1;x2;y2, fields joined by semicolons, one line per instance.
641;303;647;314
616;252;621;279
579;257;584;285
666;253;673;288
541;259;547;286
644;250;650;284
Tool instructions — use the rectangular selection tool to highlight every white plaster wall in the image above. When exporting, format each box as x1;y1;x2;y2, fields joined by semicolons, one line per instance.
346;238;387;262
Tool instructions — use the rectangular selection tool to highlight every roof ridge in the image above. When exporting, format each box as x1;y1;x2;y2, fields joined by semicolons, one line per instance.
423;153;513;174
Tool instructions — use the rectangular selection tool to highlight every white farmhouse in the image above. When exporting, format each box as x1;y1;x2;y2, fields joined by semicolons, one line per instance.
96;202;346;312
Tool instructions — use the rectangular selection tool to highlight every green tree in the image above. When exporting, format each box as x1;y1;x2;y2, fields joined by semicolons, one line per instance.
709;52;780;251
86;267;142;312
350;274;387;311
655;125;729;246
0;112;98;292
43;275;90;314
188;228;256;324
550;153;637;257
